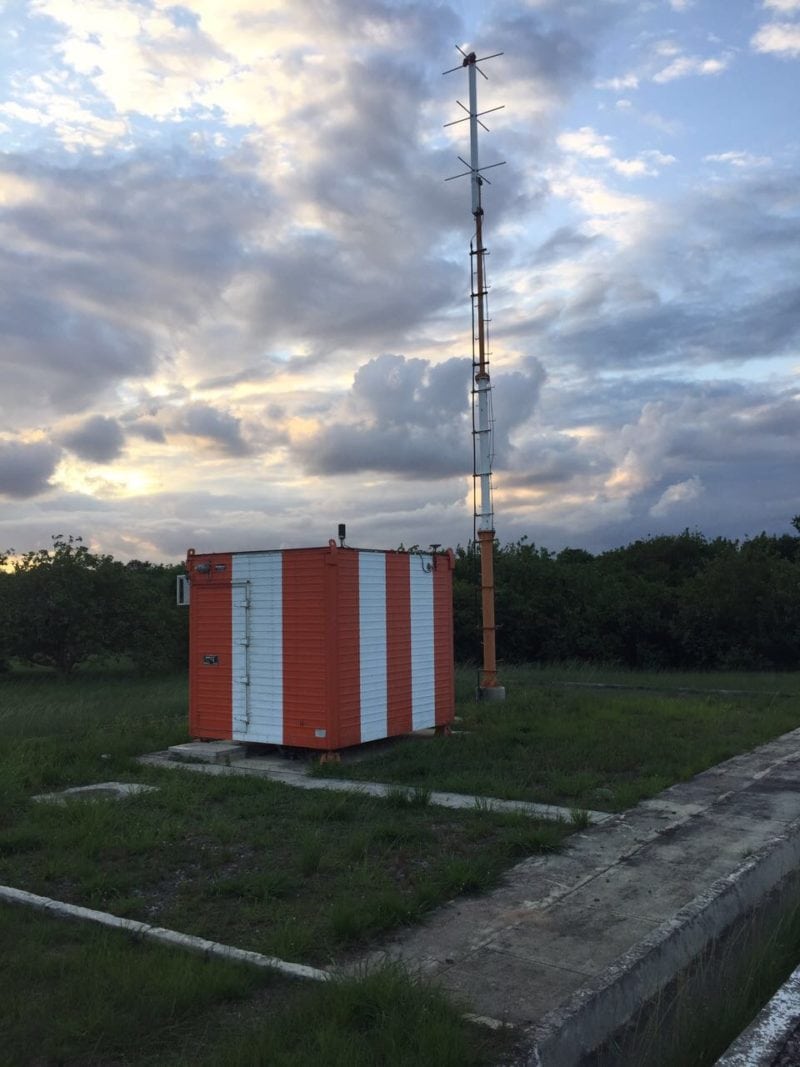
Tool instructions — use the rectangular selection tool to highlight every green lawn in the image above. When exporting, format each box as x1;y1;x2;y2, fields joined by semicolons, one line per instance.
2;664;800;1065
0;667;570;961
0;768;569;963
0;907;506;1066
317;665;800;811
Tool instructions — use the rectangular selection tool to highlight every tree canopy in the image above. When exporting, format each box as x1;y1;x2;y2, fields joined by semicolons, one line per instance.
2;528;800;674
0;535;186;674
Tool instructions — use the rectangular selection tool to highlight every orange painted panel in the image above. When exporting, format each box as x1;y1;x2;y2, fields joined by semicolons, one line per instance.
433;553;455;726
188;553;232;739
336;548;361;749
282;549;328;747
385;552;412;736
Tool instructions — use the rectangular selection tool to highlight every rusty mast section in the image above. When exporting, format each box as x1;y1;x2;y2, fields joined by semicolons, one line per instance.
444;46;506;702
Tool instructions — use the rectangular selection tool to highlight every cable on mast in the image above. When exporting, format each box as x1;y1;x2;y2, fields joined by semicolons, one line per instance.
444;46;507;703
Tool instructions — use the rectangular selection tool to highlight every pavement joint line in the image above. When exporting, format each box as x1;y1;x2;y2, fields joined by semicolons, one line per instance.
139;750;612;825
0;884;330;982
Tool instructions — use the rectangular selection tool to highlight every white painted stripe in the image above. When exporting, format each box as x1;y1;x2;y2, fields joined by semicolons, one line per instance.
359;552;388;743
0;884;330;982
409;555;435;731
232;553;283;744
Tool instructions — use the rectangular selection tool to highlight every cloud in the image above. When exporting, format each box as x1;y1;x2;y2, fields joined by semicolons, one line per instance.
61;416;125;463
558;126;613;160
0;153;276;419
653;53;732;82
557;126;676;182
596;73;640;91
1;0;798;561
126;419;166;444
0;440;61;499
762;0;800;12
294;353;546;478
0;279;154;418
649;475;704;517
704;151;772;168
174;402;252;456
536;169;800;372
752;22;800;57
534;226;600;265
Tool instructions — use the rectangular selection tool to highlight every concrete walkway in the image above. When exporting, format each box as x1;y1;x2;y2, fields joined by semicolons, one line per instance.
356;727;800;1065
142;730;800;1064
142;742;611;825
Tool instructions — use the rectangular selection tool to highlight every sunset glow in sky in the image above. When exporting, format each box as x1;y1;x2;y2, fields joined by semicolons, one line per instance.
1;0;799;560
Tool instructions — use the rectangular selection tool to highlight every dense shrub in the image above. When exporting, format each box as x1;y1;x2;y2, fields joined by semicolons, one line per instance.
455;527;800;671
1;536;187;674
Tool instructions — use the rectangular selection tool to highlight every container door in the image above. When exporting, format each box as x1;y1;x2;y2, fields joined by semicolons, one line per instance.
231;554;284;744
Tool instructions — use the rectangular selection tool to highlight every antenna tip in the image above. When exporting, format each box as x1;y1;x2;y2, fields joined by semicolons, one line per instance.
462;51;476;67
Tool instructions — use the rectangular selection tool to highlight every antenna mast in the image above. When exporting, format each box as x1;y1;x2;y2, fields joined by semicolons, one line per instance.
444;47;506;702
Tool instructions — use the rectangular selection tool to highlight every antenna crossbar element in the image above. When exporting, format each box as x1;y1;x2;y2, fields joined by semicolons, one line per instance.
442;48;504;77
444;160;505;183
442;48;505;213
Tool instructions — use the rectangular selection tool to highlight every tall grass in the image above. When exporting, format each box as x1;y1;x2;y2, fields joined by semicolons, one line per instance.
592;884;800;1067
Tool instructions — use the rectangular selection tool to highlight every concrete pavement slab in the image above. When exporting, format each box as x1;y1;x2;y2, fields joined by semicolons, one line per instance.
360;725;800;1063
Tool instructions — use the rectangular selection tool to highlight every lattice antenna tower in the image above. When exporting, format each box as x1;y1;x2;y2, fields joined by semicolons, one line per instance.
444;46;506;702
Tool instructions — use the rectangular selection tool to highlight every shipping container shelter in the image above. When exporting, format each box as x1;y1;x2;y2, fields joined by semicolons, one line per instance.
182;543;455;752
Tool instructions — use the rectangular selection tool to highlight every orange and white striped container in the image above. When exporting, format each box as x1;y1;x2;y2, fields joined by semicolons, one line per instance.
185;543;455;750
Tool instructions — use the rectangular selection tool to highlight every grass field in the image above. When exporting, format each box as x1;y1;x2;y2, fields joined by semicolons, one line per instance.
0;907;507;1066
0;667;559;1065
317;664;800;811
2;663;800;1064
0;768;569;962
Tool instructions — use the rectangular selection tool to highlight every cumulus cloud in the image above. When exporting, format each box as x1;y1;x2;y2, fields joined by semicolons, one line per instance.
653;52;732;83
0;440;61;499
596;73;640;91
762;0;800;12
557;126;676;179
61;415;125;463
0;154;274;418
294;353;545;478
752;22;800;56
649;475;704;517
174;403;251;456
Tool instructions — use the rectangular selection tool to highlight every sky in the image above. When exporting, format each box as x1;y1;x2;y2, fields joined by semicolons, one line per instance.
1;0;799;562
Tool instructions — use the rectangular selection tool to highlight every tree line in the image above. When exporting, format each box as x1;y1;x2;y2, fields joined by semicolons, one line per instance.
455;525;800;670
2;528;800;674
0;536;187;675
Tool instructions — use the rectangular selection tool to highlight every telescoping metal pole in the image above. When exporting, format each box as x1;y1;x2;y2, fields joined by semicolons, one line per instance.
444;48;506;702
